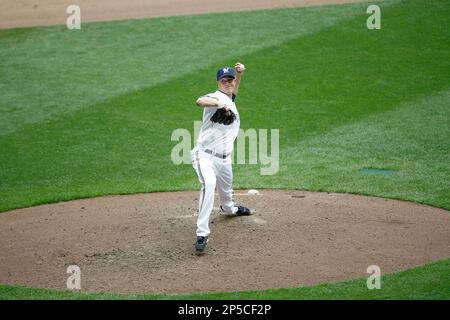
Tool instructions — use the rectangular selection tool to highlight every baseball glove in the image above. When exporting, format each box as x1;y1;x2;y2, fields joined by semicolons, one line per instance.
210;108;236;125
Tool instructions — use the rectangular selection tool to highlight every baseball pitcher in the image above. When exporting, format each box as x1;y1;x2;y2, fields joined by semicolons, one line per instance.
191;62;251;253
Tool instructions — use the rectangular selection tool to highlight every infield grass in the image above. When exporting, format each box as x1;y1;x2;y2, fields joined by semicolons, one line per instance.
0;0;449;299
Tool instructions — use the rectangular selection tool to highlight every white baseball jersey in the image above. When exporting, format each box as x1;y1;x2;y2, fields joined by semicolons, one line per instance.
196;90;240;156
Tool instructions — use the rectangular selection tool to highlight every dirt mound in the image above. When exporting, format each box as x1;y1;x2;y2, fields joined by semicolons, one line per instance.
0;190;449;294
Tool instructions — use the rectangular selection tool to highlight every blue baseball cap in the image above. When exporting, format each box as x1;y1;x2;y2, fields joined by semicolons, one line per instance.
217;67;236;80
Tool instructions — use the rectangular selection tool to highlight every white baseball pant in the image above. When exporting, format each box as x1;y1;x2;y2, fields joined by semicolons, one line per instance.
191;147;237;237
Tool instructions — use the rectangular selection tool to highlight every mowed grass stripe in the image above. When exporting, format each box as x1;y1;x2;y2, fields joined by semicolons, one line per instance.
0;1;370;136
279;88;450;209
1;0;448;213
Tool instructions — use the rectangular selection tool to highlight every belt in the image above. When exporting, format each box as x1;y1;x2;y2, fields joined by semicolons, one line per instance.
204;148;229;159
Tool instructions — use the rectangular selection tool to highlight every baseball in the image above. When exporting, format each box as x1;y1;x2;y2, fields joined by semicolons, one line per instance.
248;189;259;195
236;63;245;73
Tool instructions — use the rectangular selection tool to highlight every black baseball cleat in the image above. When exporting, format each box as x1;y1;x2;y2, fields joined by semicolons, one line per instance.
195;236;209;253
220;205;252;216
235;205;251;216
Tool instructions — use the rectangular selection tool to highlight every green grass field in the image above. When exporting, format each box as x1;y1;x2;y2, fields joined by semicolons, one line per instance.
0;0;449;299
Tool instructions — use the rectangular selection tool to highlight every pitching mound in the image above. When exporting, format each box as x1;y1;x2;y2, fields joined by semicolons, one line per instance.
0;190;449;294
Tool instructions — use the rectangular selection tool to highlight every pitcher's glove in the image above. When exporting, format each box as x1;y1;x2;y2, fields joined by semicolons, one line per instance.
211;107;236;125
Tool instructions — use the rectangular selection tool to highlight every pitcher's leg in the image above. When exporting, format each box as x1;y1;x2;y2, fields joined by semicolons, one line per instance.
216;160;237;214
192;151;216;237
